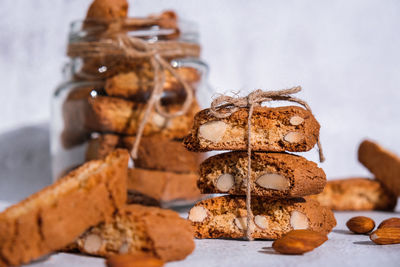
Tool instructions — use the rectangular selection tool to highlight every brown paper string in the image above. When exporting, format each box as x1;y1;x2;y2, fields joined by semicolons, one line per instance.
209;87;325;241
67;27;198;160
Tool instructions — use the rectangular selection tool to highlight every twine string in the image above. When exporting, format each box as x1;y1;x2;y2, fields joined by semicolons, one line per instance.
209;87;325;240
67;25;198;160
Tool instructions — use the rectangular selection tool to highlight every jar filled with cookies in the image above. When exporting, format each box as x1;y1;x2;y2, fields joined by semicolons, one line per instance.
51;0;210;207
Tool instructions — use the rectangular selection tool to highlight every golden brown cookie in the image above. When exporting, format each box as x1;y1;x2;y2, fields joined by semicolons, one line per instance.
85;96;200;139
198;151;326;198
184;106;320;152
86;0;128;22
310;178;397;211
104;67;200;101
86;134;204;173
0;149;129;266
71;204;194;262
358;140;400;196
188;196;336;240
127;168;201;204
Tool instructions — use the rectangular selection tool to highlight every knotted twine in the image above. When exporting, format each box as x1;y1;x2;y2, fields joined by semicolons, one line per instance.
209;87;325;240
67;21;199;159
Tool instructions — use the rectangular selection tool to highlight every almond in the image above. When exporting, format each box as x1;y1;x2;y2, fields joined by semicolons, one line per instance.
370;228;400;245
106;254;164;267
346;216;375;234
272;230;328;255
378;218;400;229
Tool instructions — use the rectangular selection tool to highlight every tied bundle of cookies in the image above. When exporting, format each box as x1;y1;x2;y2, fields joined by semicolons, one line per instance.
184;87;336;242
59;0;206;206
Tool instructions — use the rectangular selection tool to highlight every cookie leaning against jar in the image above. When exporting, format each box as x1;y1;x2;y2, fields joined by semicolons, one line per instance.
197;151;326;198
0;149;129;266
183;105;320;152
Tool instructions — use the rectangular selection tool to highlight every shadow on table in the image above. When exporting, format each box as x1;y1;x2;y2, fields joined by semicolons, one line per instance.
0;123;52;202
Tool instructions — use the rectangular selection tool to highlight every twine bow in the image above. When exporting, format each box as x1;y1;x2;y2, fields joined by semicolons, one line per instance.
209;87;325;240
67;30;199;160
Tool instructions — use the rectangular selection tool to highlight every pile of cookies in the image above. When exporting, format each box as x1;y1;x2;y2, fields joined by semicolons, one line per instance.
184;91;336;239
57;0;206;206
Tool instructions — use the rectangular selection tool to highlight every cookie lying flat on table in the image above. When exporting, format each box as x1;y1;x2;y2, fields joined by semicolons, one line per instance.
127;168;201;204
310;178;397;211
358;140;400;196
85;96;200;139
86;134;203;174
188;196;336;239
198;151;326;198
0;149;129;267
183;106;320;152
71;204;195;262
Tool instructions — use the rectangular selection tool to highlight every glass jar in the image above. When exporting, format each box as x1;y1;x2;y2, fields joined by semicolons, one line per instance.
51;16;211;208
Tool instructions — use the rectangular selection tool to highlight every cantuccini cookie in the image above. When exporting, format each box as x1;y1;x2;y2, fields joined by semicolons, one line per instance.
127;168;201;204
310;178;397;211
183;106;320;152
104;67;200;101
71;204;195;262
86;96;200;139
198;151;326;198
86;134;203;173
358;140;400;196
188;196;336;239
0;149;129;266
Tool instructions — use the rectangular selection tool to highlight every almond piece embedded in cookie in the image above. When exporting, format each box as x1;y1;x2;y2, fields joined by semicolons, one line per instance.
284;132;304;143
188;206;209;222
256;173;289;191
83;234;102;253
290;211;309;230
215;173;235;192
198;121;228;142
254;215;269;229
289;116;304;126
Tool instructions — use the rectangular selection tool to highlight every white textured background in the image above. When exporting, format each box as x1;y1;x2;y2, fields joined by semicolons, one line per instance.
1;0;400;200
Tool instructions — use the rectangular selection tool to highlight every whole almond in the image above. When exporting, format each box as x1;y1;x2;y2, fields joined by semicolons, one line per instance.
272;229;328;255
378;218;400;229
106;254;164;267
346;216;375;234
370;228;400;245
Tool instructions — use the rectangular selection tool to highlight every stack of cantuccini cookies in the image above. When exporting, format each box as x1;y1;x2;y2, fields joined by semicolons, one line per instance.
184;88;336;239
60;0;206;206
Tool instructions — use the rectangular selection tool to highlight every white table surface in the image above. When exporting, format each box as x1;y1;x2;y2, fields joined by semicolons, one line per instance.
1;201;399;267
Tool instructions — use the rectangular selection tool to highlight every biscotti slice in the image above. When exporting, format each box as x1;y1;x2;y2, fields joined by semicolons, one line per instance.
198;151;326;198
104;67;200;101
72;204;195;262
310;178;397;211
0;149;129;266
183;106;320;152
127;168;201;204
188;196;336;239
85;96;200;139
86;134;204;173
358;140;400;196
